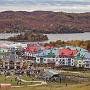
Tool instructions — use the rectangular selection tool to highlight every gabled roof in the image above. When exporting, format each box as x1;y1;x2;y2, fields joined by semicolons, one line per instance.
59;48;78;57
76;51;87;57
38;48;59;57
24;45;39;53
84;52;90;59
44;69;59;78
65;46;88;52
45;45;54;49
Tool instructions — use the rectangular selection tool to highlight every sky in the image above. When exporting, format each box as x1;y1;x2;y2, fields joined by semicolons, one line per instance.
0;0;90;13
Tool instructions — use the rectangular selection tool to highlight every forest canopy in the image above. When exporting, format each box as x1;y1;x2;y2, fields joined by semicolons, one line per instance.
8;33;48;42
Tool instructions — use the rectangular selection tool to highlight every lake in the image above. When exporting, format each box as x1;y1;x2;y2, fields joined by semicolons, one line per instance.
0;33;90;44
0;33;20;39
46;32;90;42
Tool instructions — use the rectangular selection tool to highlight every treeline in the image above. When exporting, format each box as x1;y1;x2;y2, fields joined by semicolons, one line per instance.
44;40;90;50
8;33;48;42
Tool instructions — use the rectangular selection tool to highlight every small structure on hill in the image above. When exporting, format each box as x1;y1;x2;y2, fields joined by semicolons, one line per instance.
43;69;61;82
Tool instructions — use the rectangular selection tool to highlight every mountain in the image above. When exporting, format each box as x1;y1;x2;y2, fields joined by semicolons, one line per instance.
0;11;90;33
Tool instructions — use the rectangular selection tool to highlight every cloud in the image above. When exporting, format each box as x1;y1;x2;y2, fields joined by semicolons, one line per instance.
0;0;90;13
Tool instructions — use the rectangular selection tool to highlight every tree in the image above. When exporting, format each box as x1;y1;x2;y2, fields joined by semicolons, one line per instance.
22;61;28;69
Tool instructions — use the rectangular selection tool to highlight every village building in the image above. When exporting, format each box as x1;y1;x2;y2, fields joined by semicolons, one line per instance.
0;43;89;69
0;48;8;59
74;51;87;68
2;47;24;70
35;48;59;67
57;48;78;67
2;55;23;69
65;46;88;52
42;69;60;81
83;52;90;68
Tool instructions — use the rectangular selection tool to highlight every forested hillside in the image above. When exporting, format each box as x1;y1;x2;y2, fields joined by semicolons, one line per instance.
0;11;90;33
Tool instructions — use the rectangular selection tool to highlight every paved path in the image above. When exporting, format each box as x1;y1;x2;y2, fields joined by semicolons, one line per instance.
12;77;47;88
6;76;47;87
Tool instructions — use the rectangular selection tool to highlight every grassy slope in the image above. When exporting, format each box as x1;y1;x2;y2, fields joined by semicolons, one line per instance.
0;75;41;86
0;71;90;90
0;84;90;90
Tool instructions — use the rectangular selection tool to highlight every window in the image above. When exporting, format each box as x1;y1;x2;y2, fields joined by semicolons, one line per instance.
79;64;82;67
5;66;8;69
16;66;20;69
16;62;20;64
62;62;65;64
86;64;89;67
66;62;68;65
37;59;39;61
5;62;8;64
44;59;46;61
68;58;71;61
62;59;65;62
16;56;18;59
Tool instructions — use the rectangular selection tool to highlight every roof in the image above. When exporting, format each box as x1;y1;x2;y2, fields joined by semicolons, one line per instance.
38;48;59;57
84;52;90;59
77;51;87;57
59;48;78;57
45;45;54;49
8;43;27;49
44;69;59;78
75;51;87;60
24;45;39;53
65;46;88;52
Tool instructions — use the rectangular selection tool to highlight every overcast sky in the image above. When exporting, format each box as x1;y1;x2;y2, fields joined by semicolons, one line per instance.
0;0;90;13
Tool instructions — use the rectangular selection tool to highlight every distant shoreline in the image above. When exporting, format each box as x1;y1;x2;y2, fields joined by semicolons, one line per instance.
0;32;90;43
0;32;85;34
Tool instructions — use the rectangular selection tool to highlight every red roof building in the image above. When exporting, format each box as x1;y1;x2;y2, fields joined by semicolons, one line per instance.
45;45;54;49
59;49;78;57
24;45;39;53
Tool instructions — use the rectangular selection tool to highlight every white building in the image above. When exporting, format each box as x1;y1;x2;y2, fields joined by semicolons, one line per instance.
83;52;90;69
